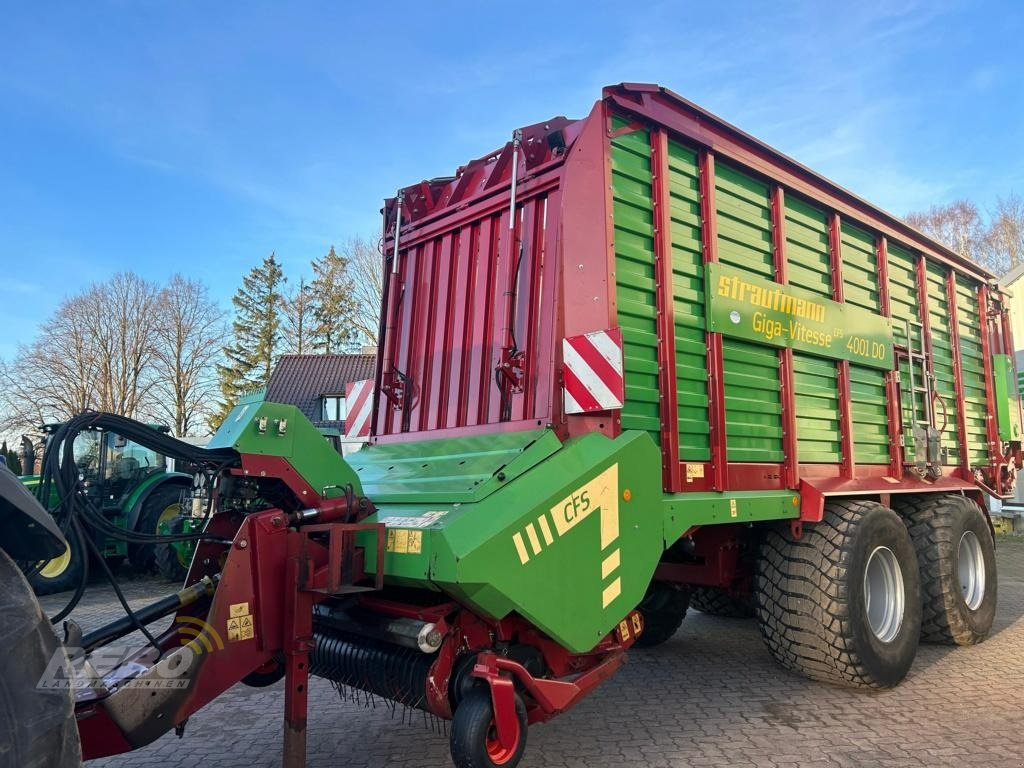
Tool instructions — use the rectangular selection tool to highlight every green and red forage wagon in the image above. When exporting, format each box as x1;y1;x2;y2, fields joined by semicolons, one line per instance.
1;83;1020;768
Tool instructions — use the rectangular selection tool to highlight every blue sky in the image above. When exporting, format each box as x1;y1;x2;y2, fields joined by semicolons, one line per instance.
1;0;1021;359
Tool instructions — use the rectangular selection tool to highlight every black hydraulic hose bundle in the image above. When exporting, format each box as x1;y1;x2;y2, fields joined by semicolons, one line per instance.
36;411;240;637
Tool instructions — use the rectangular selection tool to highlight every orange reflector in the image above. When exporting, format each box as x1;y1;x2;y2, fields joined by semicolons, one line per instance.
622;489;632;501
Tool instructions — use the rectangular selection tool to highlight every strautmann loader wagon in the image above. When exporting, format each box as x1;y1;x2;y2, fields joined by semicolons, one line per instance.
2;83;1021;768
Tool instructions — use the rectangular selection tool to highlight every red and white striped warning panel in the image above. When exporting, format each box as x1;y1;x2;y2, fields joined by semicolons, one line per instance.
562;328;625;415
345;379;374;439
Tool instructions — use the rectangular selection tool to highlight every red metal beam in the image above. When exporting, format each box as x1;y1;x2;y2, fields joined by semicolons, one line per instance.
651;129;682;492
829;213;855;479
699;149;728;491
946;269;971;475
876;235;903;479
772;185;798;489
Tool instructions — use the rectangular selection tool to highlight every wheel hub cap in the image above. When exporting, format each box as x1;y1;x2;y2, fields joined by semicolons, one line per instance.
863;546;905;643
37;543;72;579
958;530;986;611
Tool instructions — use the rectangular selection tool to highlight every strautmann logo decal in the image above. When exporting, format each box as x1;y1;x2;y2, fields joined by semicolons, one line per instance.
706;262;894;370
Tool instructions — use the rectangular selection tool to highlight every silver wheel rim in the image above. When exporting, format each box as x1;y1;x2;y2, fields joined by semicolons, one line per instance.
864;546;905;643
958;531;986;611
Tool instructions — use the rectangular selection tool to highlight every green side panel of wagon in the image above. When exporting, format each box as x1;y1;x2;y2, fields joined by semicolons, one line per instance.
610;120;662;446
924;261;961;465
993;354;1022;441
666;139;711;461
954;275;991;467
887;243;927;463
786;196;840;463
841;222;890;465
714;162;783;462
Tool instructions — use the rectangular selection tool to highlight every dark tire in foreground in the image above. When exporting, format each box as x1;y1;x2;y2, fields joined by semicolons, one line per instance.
755;500;922;689
633;583;690;647
894;494;997;646
690;586;755;618
0;549;81;768
450;688;527;768
26;527;86;596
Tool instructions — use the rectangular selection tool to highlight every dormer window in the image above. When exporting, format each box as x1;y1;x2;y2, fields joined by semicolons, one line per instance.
322;394;347;422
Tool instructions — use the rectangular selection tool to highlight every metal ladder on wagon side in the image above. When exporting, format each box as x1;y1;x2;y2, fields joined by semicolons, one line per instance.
904;319;942;479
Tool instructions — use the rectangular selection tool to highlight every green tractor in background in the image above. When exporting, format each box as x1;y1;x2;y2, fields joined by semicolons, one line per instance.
20;422;193;594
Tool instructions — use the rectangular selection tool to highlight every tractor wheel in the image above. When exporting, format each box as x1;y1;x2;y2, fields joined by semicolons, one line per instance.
153;516;191;583
0;548;81;767
450;689;527;768
894;494;997;646
129;485;184;573
633;583;689;647
27;528;86;597
690;586;755;618
755;500;922;689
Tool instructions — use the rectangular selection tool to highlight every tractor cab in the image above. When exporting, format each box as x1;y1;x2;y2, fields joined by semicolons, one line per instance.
40;423;170;513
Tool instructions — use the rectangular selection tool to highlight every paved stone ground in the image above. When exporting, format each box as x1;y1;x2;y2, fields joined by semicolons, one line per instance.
41;539;1024;768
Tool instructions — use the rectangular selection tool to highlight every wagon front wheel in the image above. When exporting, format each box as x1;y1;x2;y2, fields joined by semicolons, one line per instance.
450;688;527;768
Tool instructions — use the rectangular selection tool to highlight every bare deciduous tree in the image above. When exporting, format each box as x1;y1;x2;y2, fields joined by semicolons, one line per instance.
986;192;1024;271
0;271;226;440
905;200;992;268
85;273;163;416
342;236;384;347
152;275;227;436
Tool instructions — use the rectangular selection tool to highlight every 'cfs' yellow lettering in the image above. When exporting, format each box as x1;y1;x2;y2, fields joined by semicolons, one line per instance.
562;490;591;524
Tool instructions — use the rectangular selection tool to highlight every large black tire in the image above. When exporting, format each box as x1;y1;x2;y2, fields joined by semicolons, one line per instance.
450;689;527;768
755;500;922;689
129;484;184;573
690;586;755;618
0;549;81;767
153;516;190;583
894;494;997;646
633;583;689;647
26;527;87;596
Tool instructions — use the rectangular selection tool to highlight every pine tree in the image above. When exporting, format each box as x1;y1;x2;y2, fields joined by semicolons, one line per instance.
309;245;357;354
216;253;286;423
283;277;315;354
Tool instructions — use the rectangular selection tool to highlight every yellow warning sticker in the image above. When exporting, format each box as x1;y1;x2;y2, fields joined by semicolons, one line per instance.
226;603;255;642
685;463;705;481
618;619;630;642
729;499;738;518
631;612;643;635
386;528;423;554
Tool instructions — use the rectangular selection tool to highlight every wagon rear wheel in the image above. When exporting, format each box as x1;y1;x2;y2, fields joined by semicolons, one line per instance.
895;494;997;645
755;500;922;688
